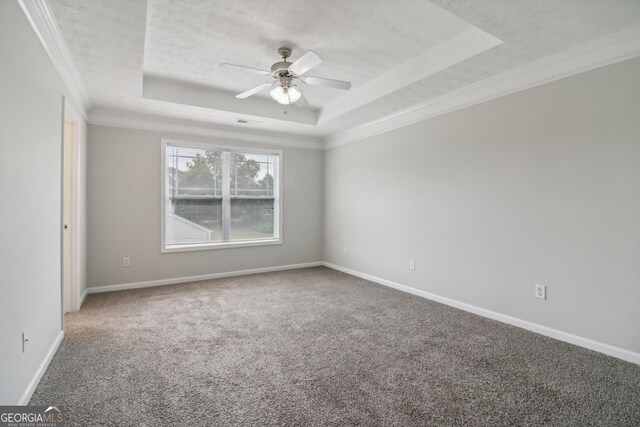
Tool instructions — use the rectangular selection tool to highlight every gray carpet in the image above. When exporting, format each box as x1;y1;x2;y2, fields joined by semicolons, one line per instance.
31;267;640;426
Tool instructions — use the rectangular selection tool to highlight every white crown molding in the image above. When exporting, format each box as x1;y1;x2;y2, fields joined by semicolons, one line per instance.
144;74;319;126
18;0;91;119
323;263;640;365
323;25;640;149
18;0;639;148
88;108;324;150
318;27;502;124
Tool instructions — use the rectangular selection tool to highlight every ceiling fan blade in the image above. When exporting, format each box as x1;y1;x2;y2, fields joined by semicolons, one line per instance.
220;63;270;75
303;76;351;90
288;50;322;76
236;83;272;99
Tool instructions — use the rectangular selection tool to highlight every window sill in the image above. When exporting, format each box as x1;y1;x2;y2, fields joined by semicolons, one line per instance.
161;238;282;253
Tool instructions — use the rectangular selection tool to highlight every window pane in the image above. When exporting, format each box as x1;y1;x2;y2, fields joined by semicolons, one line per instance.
166;145;222;245
229;152;276;197
230;198;274;240
168;145;222;196
168;199;222;244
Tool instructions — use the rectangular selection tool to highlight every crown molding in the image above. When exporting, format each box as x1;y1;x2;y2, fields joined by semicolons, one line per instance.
318;27;502;124
18;0;91;119
88;108;324;150
18;0;639;148
143;74;319;125
323;25;640;149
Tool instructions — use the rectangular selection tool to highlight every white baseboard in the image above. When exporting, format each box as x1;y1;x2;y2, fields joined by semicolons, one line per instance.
18;331;64;405
87;262;324;294
323;262;640;365
80;261;640;365
78;288;88;309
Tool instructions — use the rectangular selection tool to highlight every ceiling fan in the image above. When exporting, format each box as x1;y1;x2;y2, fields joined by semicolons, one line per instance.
221;47;351;106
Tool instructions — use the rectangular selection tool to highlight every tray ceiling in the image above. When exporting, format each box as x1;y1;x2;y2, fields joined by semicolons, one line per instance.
48;0;640;138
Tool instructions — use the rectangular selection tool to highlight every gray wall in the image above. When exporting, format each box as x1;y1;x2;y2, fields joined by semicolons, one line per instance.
324;57;640;354
0;1;88;404
87;125;323;287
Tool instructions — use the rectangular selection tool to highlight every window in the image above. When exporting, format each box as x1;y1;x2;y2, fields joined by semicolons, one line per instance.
161;140;281;252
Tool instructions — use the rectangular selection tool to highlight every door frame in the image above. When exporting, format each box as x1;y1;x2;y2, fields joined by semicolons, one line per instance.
61;98;80;323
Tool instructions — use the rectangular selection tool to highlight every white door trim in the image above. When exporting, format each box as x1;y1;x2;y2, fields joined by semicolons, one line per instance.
62;98;80;320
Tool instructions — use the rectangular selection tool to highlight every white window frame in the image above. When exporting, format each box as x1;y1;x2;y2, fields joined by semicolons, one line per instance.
161;138;283;253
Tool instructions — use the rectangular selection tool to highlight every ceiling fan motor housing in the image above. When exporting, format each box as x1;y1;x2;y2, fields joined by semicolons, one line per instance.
271;61;291;75
272;47;294;77
277;76;293;87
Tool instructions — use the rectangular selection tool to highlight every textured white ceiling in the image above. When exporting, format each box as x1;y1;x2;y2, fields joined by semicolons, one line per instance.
48;0;640;137
144;0;470;107
318;0;640;133
48;0;147;105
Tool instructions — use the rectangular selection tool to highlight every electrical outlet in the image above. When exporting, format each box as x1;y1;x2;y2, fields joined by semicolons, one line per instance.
22;331;29;353
535;284;546;300
123;257;131;267
343;246;349;255
409;260;415;271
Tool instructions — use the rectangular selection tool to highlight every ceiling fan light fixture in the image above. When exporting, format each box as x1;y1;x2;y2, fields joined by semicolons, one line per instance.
287;85;302;103
270;84;302;105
